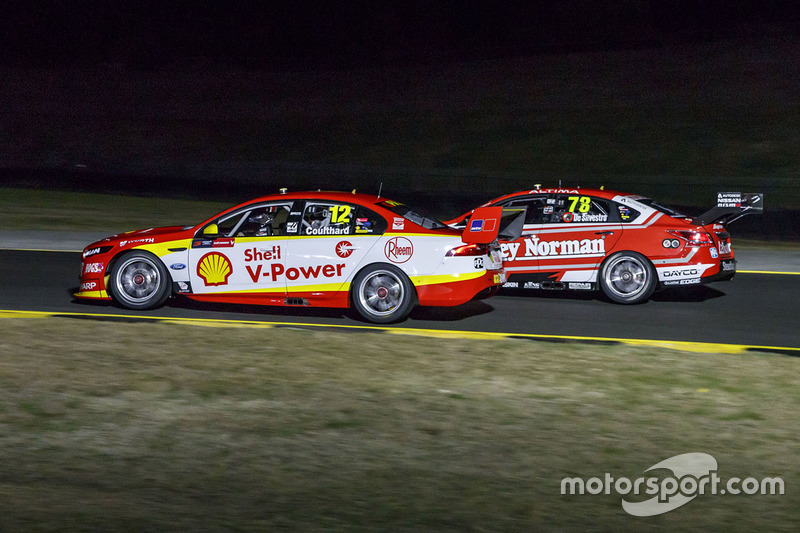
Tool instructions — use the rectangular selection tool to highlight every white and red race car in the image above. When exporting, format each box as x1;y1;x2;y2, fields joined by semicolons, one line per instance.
75;190;508;323
447;188;762;304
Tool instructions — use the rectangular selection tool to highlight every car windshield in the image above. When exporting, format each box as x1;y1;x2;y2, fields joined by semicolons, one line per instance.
637;198;688;218
378;201;447;230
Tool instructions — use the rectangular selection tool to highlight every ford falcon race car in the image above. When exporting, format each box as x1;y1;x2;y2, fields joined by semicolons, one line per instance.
75;191;507;323
447;188;762;304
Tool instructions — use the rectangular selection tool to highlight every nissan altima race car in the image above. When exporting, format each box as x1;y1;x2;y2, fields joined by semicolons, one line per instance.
75;190;507;323
447;188;762;304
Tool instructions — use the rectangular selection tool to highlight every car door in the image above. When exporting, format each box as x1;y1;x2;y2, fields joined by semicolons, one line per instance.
188;201;295;301
495;195;549;288
535;193;622;284
282;199;387;303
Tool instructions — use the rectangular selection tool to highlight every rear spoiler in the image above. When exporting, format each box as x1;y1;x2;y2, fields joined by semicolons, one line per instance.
461;207;525;244
692;192;764;226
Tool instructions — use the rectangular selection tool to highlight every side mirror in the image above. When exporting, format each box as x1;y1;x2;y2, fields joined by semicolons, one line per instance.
202;223;219;237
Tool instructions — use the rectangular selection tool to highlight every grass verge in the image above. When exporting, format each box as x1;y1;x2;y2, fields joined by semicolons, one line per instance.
0;318;797;531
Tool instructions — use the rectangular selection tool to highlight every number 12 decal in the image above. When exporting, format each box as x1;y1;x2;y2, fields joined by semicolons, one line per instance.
330;205;352;224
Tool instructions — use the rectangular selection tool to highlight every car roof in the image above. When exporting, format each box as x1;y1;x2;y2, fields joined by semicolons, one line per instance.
486;187;640;204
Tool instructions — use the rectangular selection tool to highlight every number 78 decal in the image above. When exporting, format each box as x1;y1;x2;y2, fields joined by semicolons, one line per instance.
568;196;592;213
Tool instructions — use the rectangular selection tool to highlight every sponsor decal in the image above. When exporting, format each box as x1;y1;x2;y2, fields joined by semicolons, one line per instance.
197;252;233;286
474;257;484;269
717;192;742;208
355;218;373;233
663;268;699;278
212;238;235;248
546;198;556;204
170;263;187;270
536;188;580;195
503;281;519;288
501;236;606;261
524;281;540;289
384;236;414;263
83;247;102;258
709;247;718;259
119;238;155;247
718;242;732;255
80;281;97;290
543;206;554;214
618;206;632;220
305;225;351;235
84;262;104;274
470;219;484;232
392;217;405;230
192;239;214;248
562;212;574;223
662;239;681;249
246;262;345;283
244;246;281;262
177;281;191;293
721;260;736;272
286;221;298;233
335;240;354;259
568;282;592;290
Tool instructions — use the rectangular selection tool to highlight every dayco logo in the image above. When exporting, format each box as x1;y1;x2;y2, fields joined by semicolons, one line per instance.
384;237;413;263
501;236;605;261
663;269;699;278
197;252;233;286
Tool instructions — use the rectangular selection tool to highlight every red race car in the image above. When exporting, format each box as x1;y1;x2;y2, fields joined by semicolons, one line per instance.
75;190;509;323
447;187;763;304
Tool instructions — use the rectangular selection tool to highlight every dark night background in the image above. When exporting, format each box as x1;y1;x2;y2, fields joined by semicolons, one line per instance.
3;1;797;68
2;1;799;237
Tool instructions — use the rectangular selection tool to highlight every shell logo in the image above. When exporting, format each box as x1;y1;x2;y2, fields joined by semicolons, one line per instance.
197;252;233;286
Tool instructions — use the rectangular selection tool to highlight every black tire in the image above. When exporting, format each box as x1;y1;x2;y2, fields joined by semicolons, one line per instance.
598;251;657;304
109;251;172;310
351;264;415;323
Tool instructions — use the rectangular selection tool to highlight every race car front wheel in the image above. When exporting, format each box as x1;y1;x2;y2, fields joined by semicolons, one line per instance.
109;251;172;310
599;251;656;304
352;264;415;323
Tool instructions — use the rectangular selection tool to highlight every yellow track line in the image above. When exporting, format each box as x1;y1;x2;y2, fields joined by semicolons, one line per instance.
1;309;797;355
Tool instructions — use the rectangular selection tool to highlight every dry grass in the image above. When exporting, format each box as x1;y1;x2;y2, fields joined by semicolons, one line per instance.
0;317;798;531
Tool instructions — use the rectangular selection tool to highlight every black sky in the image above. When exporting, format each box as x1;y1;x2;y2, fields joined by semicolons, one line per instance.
2;1;797;68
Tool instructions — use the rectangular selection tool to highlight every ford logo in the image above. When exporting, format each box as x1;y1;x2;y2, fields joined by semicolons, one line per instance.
170;263;187;270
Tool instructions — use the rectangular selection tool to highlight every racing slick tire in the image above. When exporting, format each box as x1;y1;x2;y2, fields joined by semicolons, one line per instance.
109;251;172;310
599;251;657;304
351;263;416;323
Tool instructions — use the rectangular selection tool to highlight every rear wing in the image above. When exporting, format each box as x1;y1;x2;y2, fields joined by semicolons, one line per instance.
461;207;525;244
692;192;764;226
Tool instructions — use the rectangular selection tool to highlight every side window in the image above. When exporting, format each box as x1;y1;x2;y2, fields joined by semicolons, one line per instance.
214;211;248;237
235;203;293;237
500;196;548;224
614;202;640;223
547;195;614;224
301;202;357;236
354;206;388;235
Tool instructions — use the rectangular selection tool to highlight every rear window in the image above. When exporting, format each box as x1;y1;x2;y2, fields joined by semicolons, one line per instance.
637;198;688;218
378;201;447;230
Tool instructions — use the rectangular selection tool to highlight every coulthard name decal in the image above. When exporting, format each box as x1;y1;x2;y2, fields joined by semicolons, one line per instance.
501;236;606;261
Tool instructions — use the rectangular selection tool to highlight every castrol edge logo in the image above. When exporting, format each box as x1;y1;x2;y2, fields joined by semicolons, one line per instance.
197;252;233;286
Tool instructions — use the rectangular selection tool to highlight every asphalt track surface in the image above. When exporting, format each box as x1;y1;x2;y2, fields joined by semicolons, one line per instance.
1;249;798;351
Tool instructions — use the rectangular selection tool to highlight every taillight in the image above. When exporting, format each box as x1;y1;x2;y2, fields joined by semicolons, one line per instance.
667;230;713;245
446;243;488;257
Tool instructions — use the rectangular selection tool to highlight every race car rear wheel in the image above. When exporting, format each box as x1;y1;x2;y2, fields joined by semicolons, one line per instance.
599;251;656;304
352;264;415;323
109;251;171;310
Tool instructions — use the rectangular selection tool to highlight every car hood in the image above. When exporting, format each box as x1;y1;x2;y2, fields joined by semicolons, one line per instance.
87;225;193;249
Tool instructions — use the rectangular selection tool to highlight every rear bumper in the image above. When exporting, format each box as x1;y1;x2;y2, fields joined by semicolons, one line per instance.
414;269;505;306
